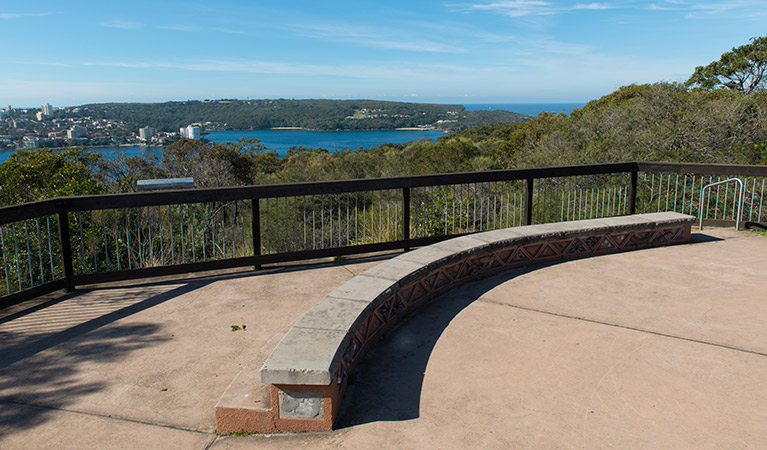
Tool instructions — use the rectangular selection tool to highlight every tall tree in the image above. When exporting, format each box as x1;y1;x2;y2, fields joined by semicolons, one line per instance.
687;36;767;94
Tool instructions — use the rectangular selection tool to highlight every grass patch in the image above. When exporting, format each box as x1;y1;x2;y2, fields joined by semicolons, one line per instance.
747;228;767;236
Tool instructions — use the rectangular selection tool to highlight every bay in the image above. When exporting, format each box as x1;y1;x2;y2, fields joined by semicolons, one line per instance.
0;128;446;163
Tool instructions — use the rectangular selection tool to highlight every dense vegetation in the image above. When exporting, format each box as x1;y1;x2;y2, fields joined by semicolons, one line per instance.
58;99;528;132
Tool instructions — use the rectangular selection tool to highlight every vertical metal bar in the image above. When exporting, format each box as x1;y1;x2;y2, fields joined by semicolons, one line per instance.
354;192;358;245
347;193;350;245
57;212;75;292
627;170;637;215
304;196;308;250
180;204;187;263
379;190;383;242
88;212;96;272
24;221;33;286
759;178;765;222
76;212;85;274
125;209;133;269
339;194;343;245
595;179;601;218
440;187;446;235
137;208;144;268
147;208;153;267
750;178;757;222
190;206;196;262
222;202;228;256
321;196;325;247
241;201;247;257
472;184;477;231
12;224;21;289
0;227;9;294
512;182;518;227
116;210;122;270
265;198;270;253
403;187;411;250
47;216;55;276
242;200;245;258
158;207;164;266
524;178;534;226
101;211;108;271
252;198;261;267
452;185;457;234
35;219;44;283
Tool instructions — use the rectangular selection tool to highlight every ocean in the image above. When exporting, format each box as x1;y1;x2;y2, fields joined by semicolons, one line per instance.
463;102;586;116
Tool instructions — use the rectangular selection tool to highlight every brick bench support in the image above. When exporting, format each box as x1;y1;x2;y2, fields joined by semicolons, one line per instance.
215;212;695;434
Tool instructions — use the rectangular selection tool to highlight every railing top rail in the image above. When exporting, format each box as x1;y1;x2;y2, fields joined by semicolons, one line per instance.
0;162;638;223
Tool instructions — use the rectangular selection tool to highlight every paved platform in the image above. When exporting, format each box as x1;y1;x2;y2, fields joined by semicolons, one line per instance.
1;228;766;449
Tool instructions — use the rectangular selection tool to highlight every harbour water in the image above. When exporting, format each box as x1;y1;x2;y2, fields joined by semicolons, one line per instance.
0;103;587;163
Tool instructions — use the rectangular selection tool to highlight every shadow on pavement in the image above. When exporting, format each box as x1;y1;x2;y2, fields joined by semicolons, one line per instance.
336;267;533;428
0;282;205;434
337;232;725;428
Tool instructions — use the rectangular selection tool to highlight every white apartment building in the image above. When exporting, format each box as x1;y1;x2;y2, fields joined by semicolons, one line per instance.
180;125;201;140
22;136;39;149
67;126;87;139
41;103;54;117
139;126;157;141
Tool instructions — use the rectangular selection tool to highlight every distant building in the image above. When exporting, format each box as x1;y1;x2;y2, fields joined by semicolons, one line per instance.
36;111;45;121
12;119;26;129
67;126;87;139
0;109;7;119
48;131;65;139
22;136;39;149
139;126;157;141
180;125;201;140
41;103;54;117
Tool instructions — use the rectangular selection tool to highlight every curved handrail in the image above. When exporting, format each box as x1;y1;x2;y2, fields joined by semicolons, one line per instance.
698;178;745;231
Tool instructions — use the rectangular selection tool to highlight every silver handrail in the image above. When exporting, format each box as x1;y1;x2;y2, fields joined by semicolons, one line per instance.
698;178;745;230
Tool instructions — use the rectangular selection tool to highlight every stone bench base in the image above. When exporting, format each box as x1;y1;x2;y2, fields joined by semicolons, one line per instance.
215;213;695;434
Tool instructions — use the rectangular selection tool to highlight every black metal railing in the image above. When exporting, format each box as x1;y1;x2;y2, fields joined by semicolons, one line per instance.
1;161;765;307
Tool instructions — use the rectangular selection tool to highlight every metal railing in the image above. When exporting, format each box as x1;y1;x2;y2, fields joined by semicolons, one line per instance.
698;178;745;230
1;161;765;307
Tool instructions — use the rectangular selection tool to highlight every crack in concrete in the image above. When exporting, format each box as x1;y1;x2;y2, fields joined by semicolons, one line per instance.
478;298;767;358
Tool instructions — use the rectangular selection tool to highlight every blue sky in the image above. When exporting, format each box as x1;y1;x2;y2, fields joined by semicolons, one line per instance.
1;0;765;107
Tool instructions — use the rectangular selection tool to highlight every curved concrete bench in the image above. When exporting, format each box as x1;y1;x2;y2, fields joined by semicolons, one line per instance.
215;212;694;433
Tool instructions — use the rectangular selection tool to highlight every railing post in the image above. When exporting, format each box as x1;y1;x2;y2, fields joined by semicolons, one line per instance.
403;187;411;251
57;211;75;292
251;198;261;269
628;169;638;215
524;178;534;226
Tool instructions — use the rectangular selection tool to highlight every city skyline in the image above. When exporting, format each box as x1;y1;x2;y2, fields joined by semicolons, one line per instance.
1;0;765;107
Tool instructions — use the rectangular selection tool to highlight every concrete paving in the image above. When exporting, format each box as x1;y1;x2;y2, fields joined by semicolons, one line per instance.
1;229;766;449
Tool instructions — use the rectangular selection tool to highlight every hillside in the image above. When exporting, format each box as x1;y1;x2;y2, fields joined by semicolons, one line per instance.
57;99;529;132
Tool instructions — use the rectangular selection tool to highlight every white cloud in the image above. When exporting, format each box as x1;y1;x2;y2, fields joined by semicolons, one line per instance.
99;21;143;29
296;23;463;53
646;0;765;17
0;12;49;20
464;0;615;16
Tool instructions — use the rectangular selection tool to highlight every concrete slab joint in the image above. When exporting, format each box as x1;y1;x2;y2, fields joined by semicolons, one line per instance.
214;212;695;434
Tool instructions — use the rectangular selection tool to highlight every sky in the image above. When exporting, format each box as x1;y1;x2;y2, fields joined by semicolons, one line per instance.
1;0;765;107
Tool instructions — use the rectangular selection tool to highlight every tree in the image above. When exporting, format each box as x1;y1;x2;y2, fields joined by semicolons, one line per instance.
687;36;767;94
0;147;104;206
